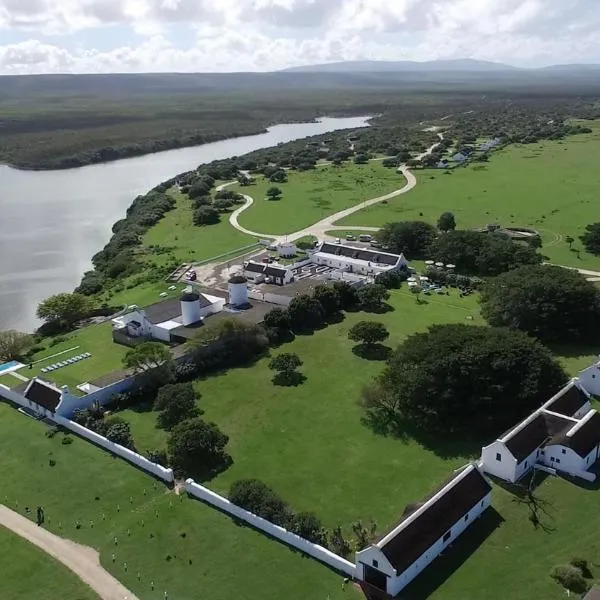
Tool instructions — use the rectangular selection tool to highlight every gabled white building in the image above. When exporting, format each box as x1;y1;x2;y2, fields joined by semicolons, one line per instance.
355;464;491;597
22;378;65;418
480;380;600;483
312;242;408;276
578;360;600;397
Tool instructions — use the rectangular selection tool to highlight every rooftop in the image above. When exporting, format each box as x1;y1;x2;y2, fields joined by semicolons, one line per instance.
317;242;403;266
24;379;62;412
542;381;589;417
549;410;600;458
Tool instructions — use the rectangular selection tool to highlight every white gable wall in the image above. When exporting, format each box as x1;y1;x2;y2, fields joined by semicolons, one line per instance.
541;444;596;478
577;364;600;397
355;546;396;581
480;441;518;481
514;447;542;481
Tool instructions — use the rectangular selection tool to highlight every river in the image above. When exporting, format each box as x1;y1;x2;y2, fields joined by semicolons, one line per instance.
0;116;370;332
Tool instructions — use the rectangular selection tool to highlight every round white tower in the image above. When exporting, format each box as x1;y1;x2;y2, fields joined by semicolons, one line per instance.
228;275;249;308
180;292;202;325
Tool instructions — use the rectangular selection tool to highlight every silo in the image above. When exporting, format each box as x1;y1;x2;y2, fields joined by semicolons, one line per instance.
180;292;202;325
228;275;249;307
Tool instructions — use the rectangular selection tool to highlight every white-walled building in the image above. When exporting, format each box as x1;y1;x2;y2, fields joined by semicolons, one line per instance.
312;242;408;276
480;380;600;483
243;261;294;286
355;464;491;597
112;291;225;345
578;360;600;396
22;378;65;418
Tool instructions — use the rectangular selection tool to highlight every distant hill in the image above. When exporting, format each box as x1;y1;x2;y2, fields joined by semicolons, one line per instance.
281;59;521;73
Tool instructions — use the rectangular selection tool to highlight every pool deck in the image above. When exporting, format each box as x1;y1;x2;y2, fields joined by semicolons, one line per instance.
0;361;25;375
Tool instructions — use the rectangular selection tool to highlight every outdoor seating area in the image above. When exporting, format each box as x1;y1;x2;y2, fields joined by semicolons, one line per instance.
41;353;92;373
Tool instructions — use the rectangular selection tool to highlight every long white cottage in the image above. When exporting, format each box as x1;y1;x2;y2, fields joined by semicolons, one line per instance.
480;380;600;483
355;464;491;597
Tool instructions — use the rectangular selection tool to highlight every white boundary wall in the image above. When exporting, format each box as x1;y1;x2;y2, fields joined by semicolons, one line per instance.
54;416;174;482
185;479;356;577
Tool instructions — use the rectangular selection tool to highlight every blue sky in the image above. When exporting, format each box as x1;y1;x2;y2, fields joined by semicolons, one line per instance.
0;0;599;74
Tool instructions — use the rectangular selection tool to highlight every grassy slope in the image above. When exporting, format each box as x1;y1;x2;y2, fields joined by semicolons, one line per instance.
231;162;406;235
0;527;100;600
0;403;354;600
339;125;600;271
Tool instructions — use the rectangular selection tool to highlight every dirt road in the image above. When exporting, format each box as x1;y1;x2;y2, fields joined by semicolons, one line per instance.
0;505;139;600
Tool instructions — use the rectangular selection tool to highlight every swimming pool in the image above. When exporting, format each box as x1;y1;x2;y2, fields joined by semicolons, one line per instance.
0;360;23;374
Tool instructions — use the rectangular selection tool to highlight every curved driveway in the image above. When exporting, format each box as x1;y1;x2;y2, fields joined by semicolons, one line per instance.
228;135;442;243
0;504;139;600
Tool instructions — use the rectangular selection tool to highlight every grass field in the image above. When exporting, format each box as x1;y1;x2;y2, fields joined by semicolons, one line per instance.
0;402;355;600
231;162;406;236
0;373;21;389
338;124;600;271
0;526;99;600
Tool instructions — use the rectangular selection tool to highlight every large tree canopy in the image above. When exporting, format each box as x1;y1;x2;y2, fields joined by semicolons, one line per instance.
427;230;541;275
376;221;437;258
0;330;33;361
154;382;202;430
580;223;600;255
36;293;93;329
481;265;600;343
363;324;567;437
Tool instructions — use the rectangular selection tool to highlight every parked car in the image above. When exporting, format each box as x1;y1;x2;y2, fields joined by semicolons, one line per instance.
346;234;356;241
359;234;372;242
370;240;381;248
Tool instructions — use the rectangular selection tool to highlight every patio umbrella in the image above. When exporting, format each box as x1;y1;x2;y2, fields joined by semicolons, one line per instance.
435;262;444;268
407;277;417;282
425;260;435;265
420;276;429;282
446;264;456;269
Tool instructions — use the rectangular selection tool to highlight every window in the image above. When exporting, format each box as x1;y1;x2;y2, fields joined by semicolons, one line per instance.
561;448;566;455
464;514;469;522
550;456;555;462
372;560;378;568
495;452;502;462
443;531;452;543
556;458;561;464
524;461;528;468
536;450;540;457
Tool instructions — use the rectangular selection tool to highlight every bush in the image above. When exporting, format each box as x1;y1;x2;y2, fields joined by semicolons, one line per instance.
229;479;293;528
550;564;589;594
193;206;220;226
61;436;73;445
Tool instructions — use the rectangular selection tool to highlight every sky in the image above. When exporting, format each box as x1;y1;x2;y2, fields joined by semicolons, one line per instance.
0;0;599;74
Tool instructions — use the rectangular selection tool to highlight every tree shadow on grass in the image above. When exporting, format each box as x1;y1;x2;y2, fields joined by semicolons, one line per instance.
272;371;306;387
184;453;234;484
400;508;504;600
547;341;600;362
361;302;395;315
352;343;392;361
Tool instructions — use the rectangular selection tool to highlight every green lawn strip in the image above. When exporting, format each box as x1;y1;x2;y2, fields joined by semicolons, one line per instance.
103;280;188;313
231;162;406;236
337;127;600;271
0;403;355;600
0;373;22;389
410;479;600;600
142;189;256;266
19;322;128;390
0;527;100;600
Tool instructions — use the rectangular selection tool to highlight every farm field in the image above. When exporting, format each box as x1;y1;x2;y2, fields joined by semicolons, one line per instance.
231;162;406;236
0;402;354;600
338;123;600;271
0;526;99;600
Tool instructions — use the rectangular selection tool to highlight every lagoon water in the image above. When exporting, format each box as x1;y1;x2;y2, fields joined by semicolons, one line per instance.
0;116;370;332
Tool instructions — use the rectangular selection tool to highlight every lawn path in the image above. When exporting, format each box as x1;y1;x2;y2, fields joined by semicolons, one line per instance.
226;135;444;242
0;505;139;600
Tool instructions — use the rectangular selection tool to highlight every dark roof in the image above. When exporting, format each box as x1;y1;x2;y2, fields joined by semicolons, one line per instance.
504;411;575;462
264;266;288;278
377;466;491;574
319;243;401;266
549;412;600;457
244;262;266;274
143;298;182;324
544;383;589;417
24;380;61;412
180;292;200;302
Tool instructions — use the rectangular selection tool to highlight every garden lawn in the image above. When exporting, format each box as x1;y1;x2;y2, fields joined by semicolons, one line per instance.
0;527;100;600
338;123;600;271
17;322;128;390
231;162;407;236
142;189;256;265
0;373;21;389
0;402;354;600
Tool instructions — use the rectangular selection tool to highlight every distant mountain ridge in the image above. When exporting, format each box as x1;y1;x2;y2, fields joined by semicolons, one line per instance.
281;59;600;73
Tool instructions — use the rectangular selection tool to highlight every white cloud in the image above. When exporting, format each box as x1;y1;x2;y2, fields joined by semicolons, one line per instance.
1;0;600;73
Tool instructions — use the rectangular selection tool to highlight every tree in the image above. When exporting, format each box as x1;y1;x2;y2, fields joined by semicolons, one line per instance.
123;342;172;373
167;418;230;478
188;179;212;199
480;265;600;343
269;169;287;183
428;230;541;276
437;212;457;232
106;420;135;449
266;186;282;200
351;519;378;550
348;321;389;346
565;235;575;249
0;330;33;361
312;284;341;316
269;352;303;385
362;324;567;437
213;198;233;212
36;293;93;329
354;153;368;164
550;565;589;594
376;221;436;258
290;512;325;544
332;281;359;309
237;174;252;186
357;284;390;310
327;526;352;558
580;223;600;254
287;294;324;331
229;479;292;527
193;206;220;225
154;382;202;430
375;269;408;289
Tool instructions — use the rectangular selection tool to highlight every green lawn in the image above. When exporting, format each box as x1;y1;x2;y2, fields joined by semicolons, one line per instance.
0;527;99;600
142;189;257;265
0;373;22;389
338;124;600;271
231;162;406;236
0;402;355;600
19;322;128;390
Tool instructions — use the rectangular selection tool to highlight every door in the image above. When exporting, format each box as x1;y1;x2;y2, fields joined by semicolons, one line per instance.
363;564;389;592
